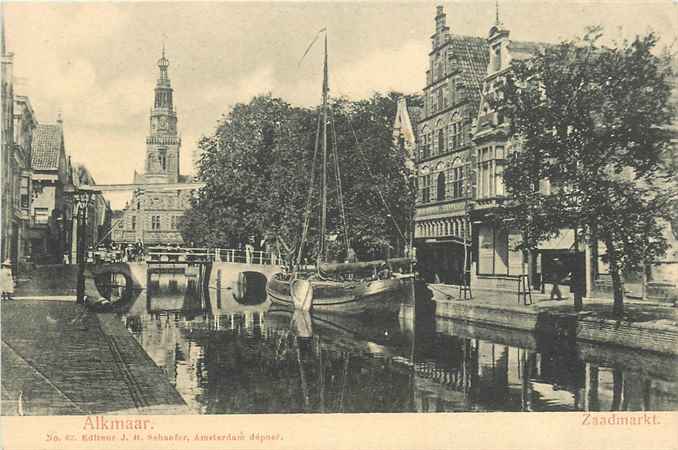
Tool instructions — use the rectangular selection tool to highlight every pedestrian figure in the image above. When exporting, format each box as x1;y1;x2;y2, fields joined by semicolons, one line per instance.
550;257;566;301
245;243;254;264
1;259;15;300
345;247;357;264
570;254;586;310
135;239;145;262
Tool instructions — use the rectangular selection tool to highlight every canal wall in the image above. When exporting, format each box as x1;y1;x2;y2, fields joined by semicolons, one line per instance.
18;262;148;298
433;299;541;332
575;316;678;355
427;285;678;356
17;264;79;295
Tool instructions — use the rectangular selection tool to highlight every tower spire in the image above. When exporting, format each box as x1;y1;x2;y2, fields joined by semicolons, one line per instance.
157;37;170;86
495;0;501;26
1;2;7;56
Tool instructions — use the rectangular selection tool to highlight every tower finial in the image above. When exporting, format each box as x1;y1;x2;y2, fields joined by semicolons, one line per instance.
495;0;500;26
157;34;169;73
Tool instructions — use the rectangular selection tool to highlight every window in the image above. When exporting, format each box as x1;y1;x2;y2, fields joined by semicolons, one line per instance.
437;172;446;201
478;147;495;199
437;129;445;156
437;89;444;112
449;78;457;106
419;175;431;203
421;132;431;159
131;216;136;231
492;45;501;72
449;121;464;150
445;160;465;200
171;216;178;230
20;176;29;209
159;154;166;171
151;215;161;230
495;147;504;196
452;165;464;199
34;207;49;224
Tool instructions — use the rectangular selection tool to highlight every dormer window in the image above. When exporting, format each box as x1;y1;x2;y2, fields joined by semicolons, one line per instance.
492;44;502;72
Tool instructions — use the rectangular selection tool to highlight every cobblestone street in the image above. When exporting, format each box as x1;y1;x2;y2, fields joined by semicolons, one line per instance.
1;299;190;416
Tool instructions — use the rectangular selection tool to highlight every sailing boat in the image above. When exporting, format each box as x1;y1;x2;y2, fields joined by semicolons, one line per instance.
266;32;414;317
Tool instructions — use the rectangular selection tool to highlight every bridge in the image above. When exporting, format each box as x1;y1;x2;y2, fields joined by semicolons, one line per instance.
82;247;282;305
77;182;206;193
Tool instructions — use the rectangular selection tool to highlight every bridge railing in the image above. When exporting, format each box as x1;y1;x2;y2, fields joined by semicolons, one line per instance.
144;247;278;265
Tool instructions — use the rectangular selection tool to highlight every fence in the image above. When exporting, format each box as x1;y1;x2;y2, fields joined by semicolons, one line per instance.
143;247;278;265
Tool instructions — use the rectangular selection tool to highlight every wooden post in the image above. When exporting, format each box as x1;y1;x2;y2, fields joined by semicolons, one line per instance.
585;243;592;298
76;209;86;304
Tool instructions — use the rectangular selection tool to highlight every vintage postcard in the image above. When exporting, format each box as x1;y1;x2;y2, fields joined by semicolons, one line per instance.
1;1;677;449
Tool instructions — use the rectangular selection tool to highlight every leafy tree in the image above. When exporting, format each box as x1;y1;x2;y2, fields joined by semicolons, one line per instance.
497;28;675;317
181;92;415;264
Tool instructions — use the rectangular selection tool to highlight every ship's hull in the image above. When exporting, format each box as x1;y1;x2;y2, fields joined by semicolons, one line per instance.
266;273;412;318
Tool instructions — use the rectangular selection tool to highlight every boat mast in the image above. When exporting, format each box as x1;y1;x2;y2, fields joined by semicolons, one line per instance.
319;33;329;265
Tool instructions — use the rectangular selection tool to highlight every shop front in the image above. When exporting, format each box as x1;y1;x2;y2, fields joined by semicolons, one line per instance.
415;237;469;285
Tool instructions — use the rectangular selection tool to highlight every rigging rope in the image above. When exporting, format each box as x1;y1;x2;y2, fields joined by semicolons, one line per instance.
296;107;323;268
329;105;351;257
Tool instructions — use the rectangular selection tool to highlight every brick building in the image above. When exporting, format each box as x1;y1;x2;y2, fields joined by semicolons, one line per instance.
1;9;15;265
11;95;38;271
412;6;487;285
410;5;576;291
112;46;192;246
408;5;677;298
29;120;71;264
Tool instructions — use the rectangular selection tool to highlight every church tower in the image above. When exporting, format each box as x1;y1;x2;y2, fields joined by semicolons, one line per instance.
145;44;180;184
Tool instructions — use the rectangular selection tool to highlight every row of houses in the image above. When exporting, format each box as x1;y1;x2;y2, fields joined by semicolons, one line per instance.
0;13;111;274
393;5;677;298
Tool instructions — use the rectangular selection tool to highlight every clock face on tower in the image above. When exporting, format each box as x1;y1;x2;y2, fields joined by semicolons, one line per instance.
159;117;168;130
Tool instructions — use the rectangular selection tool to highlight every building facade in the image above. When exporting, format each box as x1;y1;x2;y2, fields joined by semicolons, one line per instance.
11;95;37;271
2;14;39;273
412;6;487;285
1;10;15;265
410;5;578;292
112;47;192;246
29;120;71;264
469;18;561;288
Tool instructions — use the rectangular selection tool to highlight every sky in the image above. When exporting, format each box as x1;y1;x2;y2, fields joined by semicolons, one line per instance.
5;1;677;209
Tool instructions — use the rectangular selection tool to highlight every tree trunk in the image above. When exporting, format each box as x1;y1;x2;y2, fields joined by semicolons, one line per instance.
640;257;647;301
611;369;623;411
573;228;583;312
605;239;624;319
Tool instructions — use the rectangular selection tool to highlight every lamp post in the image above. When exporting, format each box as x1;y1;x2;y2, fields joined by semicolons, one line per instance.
74;190;93;304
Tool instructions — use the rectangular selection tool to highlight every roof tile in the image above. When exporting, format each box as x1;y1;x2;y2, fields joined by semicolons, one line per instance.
31;124;63;170
448;35;490;116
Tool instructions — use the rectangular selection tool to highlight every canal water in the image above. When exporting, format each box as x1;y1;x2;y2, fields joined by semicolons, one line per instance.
117;269;678;413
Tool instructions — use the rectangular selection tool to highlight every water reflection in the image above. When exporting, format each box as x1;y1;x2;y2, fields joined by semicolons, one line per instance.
119;270;678;413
